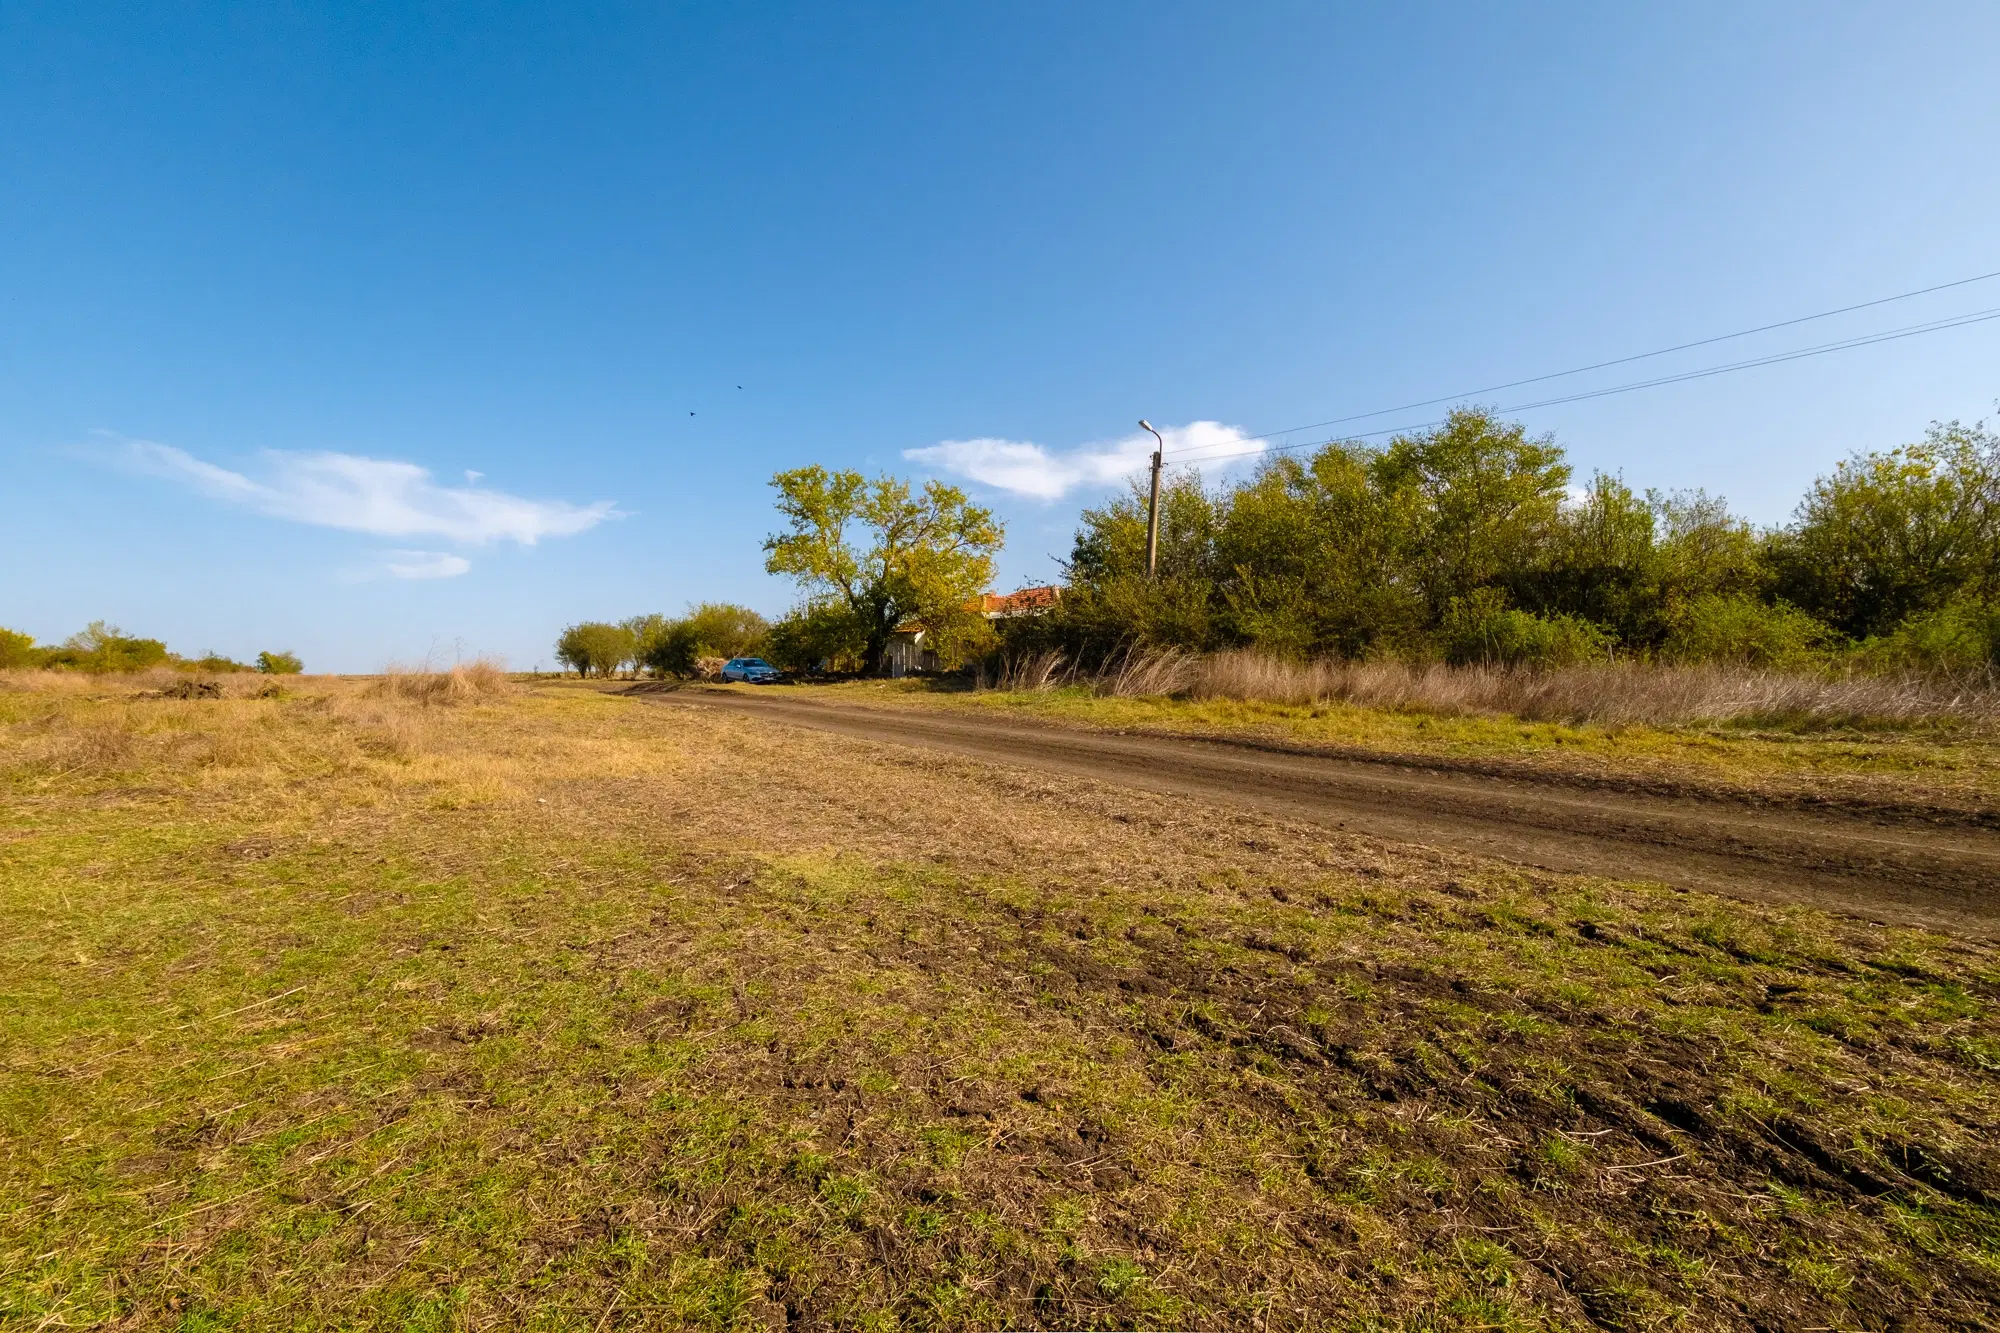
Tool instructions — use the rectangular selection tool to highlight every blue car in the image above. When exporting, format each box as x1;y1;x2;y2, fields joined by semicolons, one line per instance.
719;656;783;683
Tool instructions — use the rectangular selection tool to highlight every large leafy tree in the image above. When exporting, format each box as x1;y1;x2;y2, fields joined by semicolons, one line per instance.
763;467;1003;674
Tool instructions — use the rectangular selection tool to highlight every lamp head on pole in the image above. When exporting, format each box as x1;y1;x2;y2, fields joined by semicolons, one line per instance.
1137;419;1165;460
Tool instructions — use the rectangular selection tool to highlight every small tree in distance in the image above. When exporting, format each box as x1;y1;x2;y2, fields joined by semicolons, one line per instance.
256;651;304;674
555;622;636;678
763;467;1002;675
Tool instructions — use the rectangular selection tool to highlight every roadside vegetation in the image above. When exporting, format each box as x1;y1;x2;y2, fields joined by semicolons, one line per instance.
1006;408;2000;680
4;670;1998;1329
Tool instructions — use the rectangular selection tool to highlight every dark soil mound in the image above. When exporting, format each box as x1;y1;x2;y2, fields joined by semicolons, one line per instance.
153;680;222;700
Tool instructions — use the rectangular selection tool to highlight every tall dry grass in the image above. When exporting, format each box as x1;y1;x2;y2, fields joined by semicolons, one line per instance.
0;668;286;699
376;658;512;705
0;659;513;788
984;647;2000;729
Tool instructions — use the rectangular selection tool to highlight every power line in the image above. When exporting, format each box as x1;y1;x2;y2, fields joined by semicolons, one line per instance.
1165;304;2000;469
1163;266;2000;459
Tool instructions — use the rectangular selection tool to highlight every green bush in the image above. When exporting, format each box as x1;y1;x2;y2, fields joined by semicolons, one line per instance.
1661;595;1836;670
1859;601;2000;675
256;651;305;675
1438;590;1614;667
42;622;171;672
0;627;37;669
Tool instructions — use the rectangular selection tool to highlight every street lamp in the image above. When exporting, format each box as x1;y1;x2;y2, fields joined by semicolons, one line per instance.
1138;419;1165;578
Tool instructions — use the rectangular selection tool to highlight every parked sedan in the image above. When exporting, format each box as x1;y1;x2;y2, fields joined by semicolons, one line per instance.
718;656;783;683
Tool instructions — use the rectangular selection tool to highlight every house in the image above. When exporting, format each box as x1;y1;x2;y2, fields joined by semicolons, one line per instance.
881;585;1062;676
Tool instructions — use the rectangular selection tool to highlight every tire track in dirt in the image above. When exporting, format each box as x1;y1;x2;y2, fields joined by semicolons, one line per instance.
649;688;2000;936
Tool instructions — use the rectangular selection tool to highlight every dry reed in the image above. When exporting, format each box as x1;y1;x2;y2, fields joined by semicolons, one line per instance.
985;647;2000;729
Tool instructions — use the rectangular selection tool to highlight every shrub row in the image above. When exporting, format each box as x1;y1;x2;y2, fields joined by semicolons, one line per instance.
0;622;302;674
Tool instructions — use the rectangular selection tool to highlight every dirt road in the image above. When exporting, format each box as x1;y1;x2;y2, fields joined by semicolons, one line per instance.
653;687;2000;934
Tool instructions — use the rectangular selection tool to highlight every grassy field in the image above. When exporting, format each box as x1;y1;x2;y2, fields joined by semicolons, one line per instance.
4;671;2000;1330
791;678;2000;816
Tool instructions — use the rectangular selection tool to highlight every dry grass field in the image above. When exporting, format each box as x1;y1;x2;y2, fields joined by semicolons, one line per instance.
4;670;2000;1330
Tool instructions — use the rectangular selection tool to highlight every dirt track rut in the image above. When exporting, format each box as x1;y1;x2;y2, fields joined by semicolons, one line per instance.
653;688;2000;935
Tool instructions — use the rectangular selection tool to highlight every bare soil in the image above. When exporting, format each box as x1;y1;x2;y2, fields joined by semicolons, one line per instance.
654;686;2000;937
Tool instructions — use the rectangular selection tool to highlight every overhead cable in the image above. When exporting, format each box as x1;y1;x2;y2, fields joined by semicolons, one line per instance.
1162;266;2000;460
1164;304;2000;469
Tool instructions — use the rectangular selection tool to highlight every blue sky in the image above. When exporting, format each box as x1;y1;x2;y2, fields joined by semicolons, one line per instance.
4;3;1997;672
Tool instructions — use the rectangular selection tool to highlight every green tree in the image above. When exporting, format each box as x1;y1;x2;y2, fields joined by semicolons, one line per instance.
763;467;1003;675
1212;448;1425;658
621;614;673;675
1650;488;1764;607
1520;472;1656;641
1050;473;1222;657
554;622;636;678
637;603;771;676
1372;408;1572;618
59;621;169;672
763;601;870;673
1770;420;2000;637
256;650;304;674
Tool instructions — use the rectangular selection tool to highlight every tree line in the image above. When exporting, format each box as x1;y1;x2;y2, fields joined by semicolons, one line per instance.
0;621;303;674
563;406;2000;681
1007;407;2000;675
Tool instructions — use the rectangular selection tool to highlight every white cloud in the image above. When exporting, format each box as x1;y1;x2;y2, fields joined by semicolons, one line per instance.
383;550;473;580
904;420;1262;500
125;440;617;544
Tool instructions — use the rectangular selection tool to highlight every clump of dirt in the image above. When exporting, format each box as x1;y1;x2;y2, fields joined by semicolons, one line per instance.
148;680;222;700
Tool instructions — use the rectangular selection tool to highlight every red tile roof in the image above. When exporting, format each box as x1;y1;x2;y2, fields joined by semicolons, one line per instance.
979;585;1062;617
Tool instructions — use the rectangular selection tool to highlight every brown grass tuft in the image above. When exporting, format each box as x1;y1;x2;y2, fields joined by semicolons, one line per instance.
376;657;512;706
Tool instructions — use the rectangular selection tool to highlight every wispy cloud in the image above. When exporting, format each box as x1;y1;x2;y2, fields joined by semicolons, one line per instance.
124;440;618;545
334;549;477;583
383;550;473;580
904;421;1261;500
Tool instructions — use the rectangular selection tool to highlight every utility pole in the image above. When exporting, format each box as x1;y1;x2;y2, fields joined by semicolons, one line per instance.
1139;419;1165;578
